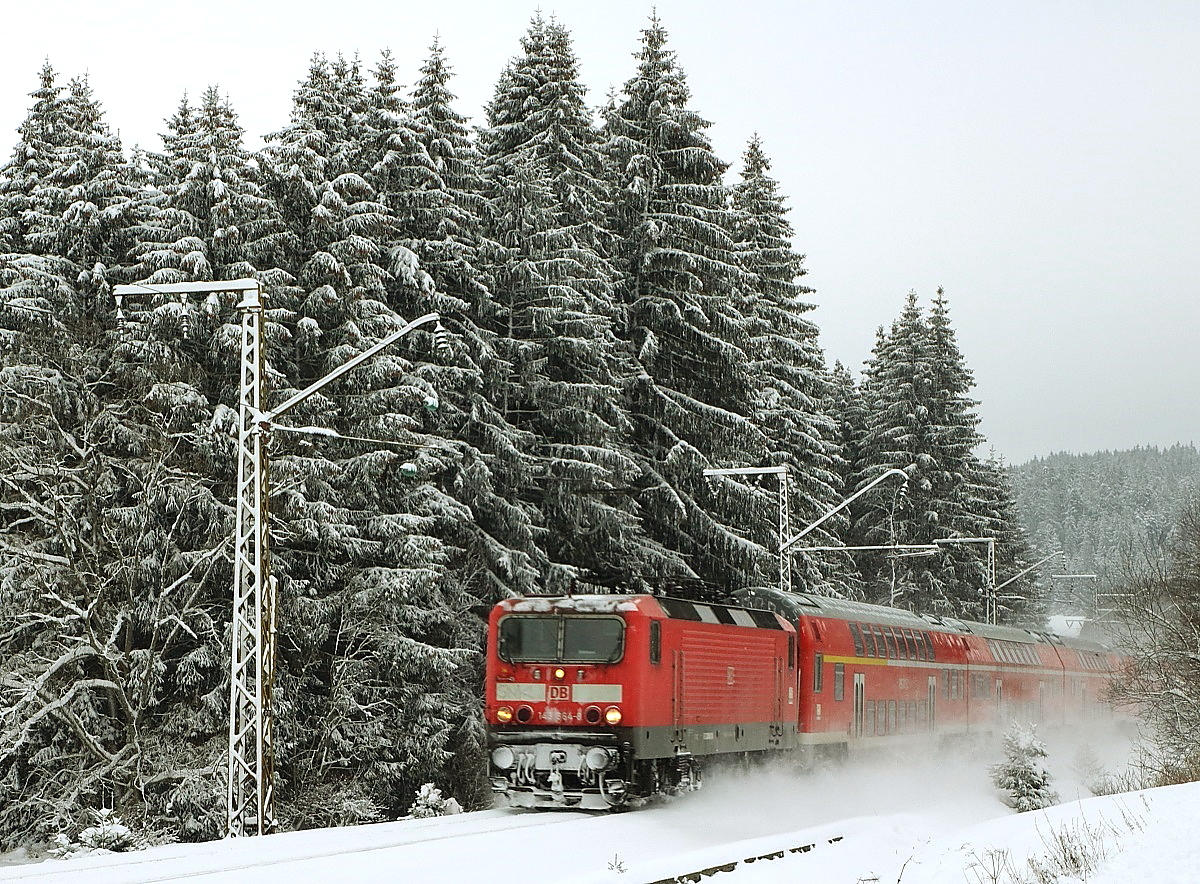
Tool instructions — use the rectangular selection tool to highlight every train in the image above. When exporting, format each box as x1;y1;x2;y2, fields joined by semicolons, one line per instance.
483;584;1124;810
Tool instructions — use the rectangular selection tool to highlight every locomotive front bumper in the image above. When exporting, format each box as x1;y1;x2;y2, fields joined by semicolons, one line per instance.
492;781;624;811
488;733;627;810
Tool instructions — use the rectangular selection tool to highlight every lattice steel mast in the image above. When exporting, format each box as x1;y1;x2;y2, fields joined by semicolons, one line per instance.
227;281;275;836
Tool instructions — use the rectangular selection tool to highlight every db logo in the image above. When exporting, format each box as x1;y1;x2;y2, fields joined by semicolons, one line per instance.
548;685;571;701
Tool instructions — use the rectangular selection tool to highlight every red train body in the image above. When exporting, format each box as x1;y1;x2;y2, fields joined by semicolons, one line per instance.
484;586;1123;810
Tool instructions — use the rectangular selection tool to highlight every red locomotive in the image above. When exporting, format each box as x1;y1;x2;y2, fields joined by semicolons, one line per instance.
484;584;1123;810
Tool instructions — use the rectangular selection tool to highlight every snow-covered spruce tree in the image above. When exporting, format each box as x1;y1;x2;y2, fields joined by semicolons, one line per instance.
822;360;869;597
0;64;142;320
128;85;297;427
0;70;236;844
479;16;652;588
259;54;511;823
405;39;495;315
133;86;294;289
729;135;846;595
851;294;946;611
26;74;142;311
482;16;615;259
0;62;67;255
976;451;1043;624
0;307;234;844
357;49;450;276
851;290;1001;616
603;15;770;588
396;38;552;610
990;722;1059;812
920;287;995;611
922;289;1038;620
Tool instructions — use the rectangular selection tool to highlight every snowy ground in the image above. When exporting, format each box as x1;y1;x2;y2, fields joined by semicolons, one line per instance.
2;727;1193;884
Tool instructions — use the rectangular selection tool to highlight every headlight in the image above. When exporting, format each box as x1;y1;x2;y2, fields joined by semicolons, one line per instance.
496;706;513;723
585;746;616;771
604;706;622;726
491;746;516;770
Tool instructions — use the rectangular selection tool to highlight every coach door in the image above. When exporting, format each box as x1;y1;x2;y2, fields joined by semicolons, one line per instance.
928;676;937;731
852;673;865;738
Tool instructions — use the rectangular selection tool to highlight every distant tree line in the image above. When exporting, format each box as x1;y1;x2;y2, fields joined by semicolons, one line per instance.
0;14;1033;843
1009;443;1200;614
1010;444;1200;782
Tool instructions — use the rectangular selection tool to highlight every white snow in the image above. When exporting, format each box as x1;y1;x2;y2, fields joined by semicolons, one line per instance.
2;727;1194;884
507;597;639;613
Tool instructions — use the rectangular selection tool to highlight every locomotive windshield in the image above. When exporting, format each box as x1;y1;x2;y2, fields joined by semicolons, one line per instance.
499;615;624;664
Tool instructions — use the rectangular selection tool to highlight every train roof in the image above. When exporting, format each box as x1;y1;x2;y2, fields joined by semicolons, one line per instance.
496;593;791;630
731;586;930;630
500;587;1118;656
732;586;1116;654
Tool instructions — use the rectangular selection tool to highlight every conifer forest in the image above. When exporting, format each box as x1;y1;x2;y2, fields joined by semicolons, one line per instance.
0;15;1044;842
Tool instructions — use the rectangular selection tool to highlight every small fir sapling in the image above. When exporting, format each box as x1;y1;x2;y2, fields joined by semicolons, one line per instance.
990;723;1059;812
49;809;145;858
410;784;463;819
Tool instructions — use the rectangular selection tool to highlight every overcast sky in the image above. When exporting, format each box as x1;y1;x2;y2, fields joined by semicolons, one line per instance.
3;0;1196;464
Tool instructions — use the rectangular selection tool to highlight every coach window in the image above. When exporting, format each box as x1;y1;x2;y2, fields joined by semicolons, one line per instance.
649;620;661;664
872;626;887;658
888;700;897;733
884;627;898;658
903;629;918;659
861;624;877;657
849;623;865;656
833;663;845;701
813;653;824;692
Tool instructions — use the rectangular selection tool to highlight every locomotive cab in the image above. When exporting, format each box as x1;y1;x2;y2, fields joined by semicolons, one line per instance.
487;598;641;810
485;593;798;810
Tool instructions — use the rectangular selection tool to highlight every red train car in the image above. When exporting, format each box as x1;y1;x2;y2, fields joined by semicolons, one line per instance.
485;586;1124;810
735;586;1123;761
485;593;797;809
